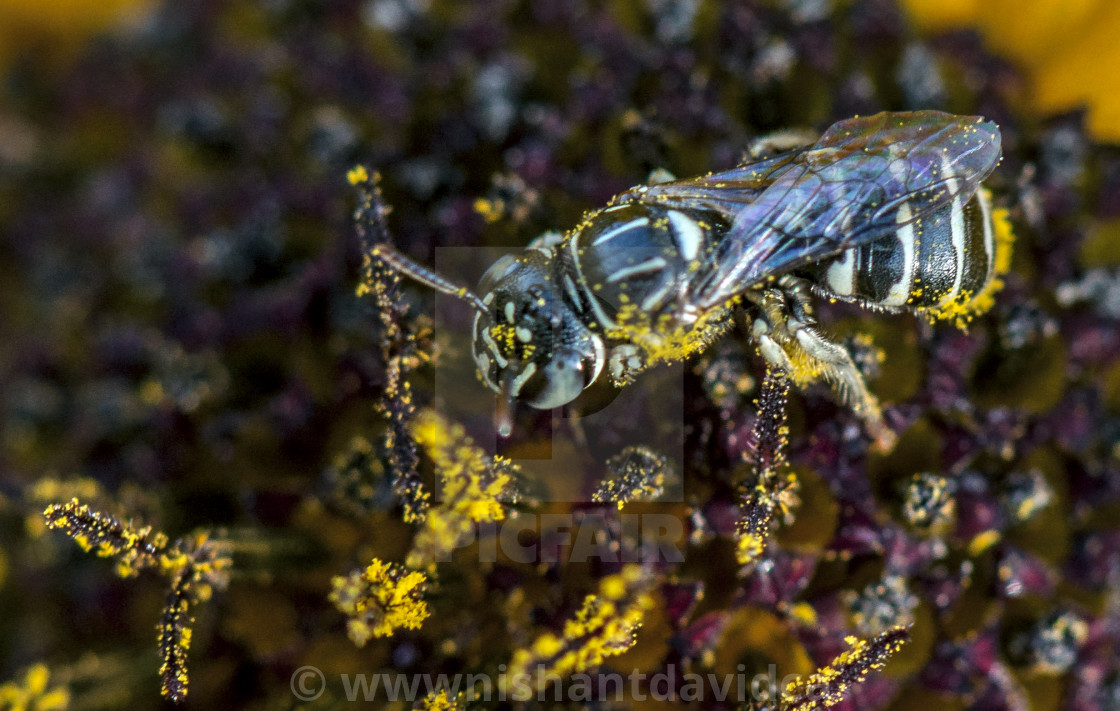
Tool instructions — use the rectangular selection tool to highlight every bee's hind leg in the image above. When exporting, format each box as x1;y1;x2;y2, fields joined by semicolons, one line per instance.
751;287;896;451
787;322;895;450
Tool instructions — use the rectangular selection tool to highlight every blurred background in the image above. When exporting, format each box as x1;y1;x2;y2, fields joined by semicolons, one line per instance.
2;0;1120;709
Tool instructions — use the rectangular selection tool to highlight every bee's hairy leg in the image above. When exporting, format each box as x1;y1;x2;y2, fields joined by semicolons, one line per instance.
756;331;796;374
748;293;796;374
749;285;896;451
608;343;645;386
785;320;896;451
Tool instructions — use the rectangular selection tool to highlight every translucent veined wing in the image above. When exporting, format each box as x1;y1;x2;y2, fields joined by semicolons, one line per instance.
614;111;1000;310
612;151;803;216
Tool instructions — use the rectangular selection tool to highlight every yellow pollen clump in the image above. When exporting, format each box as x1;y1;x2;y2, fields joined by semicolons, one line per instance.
916;190;1015;329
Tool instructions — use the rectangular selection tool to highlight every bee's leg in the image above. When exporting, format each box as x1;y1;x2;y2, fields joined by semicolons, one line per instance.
607;344;645;386
752;324;796;374
787;320;896;450
646;168;677;185
751;285;896;450
746;128;820;159
790;322;893;442
527;230;564;250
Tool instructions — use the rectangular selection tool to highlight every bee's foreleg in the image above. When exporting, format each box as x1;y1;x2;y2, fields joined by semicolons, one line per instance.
607;344;645;386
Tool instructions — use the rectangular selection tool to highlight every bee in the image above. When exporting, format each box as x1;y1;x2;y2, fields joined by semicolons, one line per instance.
372;111;1014;446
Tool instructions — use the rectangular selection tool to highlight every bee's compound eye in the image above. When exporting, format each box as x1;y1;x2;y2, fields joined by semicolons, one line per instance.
478;254;518;293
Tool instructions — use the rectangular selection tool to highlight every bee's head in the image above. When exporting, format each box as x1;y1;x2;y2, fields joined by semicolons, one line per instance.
471;251;605;433
371;242;604;437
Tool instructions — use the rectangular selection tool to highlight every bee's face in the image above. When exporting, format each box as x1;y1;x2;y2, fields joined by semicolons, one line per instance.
471;253;604;410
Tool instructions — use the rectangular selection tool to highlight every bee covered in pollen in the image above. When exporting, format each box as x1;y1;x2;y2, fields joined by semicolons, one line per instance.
371;111;1015;446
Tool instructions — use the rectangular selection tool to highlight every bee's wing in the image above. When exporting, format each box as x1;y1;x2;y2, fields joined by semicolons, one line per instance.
636;112;1002;310
614;152;801;215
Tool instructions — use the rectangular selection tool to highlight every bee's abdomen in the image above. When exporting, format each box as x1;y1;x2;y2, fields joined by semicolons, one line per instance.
805;188;1010;323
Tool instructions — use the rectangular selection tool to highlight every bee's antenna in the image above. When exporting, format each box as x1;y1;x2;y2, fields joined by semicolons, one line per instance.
372;243;490;316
